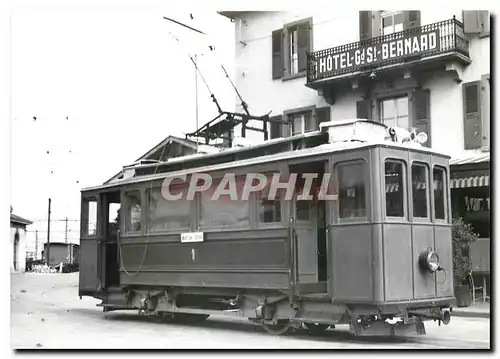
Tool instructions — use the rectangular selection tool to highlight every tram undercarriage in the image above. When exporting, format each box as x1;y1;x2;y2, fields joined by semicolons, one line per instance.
96;286;453;336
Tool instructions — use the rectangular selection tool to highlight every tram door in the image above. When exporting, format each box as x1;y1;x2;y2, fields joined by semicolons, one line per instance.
290;162;328;293
101;191;121;289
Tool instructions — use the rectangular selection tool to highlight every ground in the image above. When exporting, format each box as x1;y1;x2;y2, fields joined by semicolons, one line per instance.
10;273;490;349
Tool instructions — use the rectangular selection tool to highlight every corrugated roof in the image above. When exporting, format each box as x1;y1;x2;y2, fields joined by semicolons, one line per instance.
11;213;33;226
449;152;490;166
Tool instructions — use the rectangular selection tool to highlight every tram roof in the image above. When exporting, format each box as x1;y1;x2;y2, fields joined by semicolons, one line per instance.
82;135;449;192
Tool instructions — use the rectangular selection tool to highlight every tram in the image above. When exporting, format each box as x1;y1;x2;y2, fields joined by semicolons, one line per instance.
79;119;454;336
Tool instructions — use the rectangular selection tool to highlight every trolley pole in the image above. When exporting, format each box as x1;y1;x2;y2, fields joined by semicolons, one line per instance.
46;198;51;265
195;53;199;151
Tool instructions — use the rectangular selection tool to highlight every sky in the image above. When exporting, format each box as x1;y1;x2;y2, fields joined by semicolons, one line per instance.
8;3;236;251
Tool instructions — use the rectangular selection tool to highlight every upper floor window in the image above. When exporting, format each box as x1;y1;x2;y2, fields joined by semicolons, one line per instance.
290;111;314;135
359;11;420;40
272;18;312;80
380;96;409;130
381;11;404;35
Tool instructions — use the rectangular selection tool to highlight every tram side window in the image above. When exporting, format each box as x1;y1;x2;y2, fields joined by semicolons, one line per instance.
385;161;405;217
200;194;250;229
338;162;366;219
86;199;97;236
147;187;191;232
433;167;446;220
259;190;281;223
411;163;429;218
125;191;142;232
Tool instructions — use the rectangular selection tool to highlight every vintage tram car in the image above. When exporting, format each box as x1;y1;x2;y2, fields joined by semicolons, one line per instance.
79;120;454;336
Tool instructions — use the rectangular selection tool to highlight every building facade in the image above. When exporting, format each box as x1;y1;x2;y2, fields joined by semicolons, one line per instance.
220;10;490;297
10;207;33;273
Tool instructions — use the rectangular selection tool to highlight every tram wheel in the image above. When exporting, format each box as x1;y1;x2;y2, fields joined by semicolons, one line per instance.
261;320;291;336
304;322;330;334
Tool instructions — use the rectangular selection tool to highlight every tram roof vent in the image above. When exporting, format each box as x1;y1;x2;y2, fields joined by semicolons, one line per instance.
319;119;388;144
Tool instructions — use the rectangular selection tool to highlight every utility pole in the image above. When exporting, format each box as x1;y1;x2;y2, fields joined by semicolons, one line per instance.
35;230;39;260
195;53;199;151
46;198;51;265
64;217;68;244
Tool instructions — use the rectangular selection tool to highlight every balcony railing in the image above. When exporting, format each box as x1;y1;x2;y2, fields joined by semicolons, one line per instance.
307;17;469;84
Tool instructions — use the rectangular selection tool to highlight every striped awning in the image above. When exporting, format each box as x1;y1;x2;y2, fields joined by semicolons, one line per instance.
450;175;489;189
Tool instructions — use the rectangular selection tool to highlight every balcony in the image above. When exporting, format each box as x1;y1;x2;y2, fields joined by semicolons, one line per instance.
306;18;470;88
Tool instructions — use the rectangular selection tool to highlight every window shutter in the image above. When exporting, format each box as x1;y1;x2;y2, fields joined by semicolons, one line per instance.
481;75;490;148
480;11;490;35
405;11;421;30
411;89;431;147
316;106;331;129
463;81;482;149
356;99;372;120
359;11;372;41
272;29;283;79
269;115;283;139
463;11;482;34
371;11;382;37
297;21;311;73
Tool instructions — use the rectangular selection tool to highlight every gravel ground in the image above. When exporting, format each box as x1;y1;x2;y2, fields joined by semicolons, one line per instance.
10;272;491;349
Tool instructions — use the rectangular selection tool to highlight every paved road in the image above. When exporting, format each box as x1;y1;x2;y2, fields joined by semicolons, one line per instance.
10;273;490;349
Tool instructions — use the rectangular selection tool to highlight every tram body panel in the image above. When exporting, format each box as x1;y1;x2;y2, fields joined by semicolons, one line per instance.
118;228;291;290
382;223;413;301
435;225;454;297
331;224;374;302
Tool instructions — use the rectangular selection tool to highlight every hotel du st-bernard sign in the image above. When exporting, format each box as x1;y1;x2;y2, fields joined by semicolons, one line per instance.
315;30;440;77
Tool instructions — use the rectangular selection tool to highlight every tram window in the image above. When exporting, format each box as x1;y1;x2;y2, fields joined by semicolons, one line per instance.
87;199;97;236
385;161;405;217
200;194;250;229
296;200;311;221
259;191;281;223
147;187;191;231
411;163;429;218
338;162;366;219
433;167;446;220
125;191;142;232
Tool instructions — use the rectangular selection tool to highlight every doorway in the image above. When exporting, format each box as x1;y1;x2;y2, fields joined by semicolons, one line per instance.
13;232;19;271
289;161;328;293
102;191;121;288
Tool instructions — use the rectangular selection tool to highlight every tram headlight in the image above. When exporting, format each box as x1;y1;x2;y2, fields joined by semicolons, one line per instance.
419;248;441;273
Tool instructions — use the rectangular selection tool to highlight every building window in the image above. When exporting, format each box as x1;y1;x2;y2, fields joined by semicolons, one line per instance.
125;191;142;232
86;199;97;236
271;19;312;80
381;11;405;35
338;162;367;219
290;111;314;135
411;163;429;218
288;27;299;75
385;160;405;217
380;96;409;130
433;167;446;220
